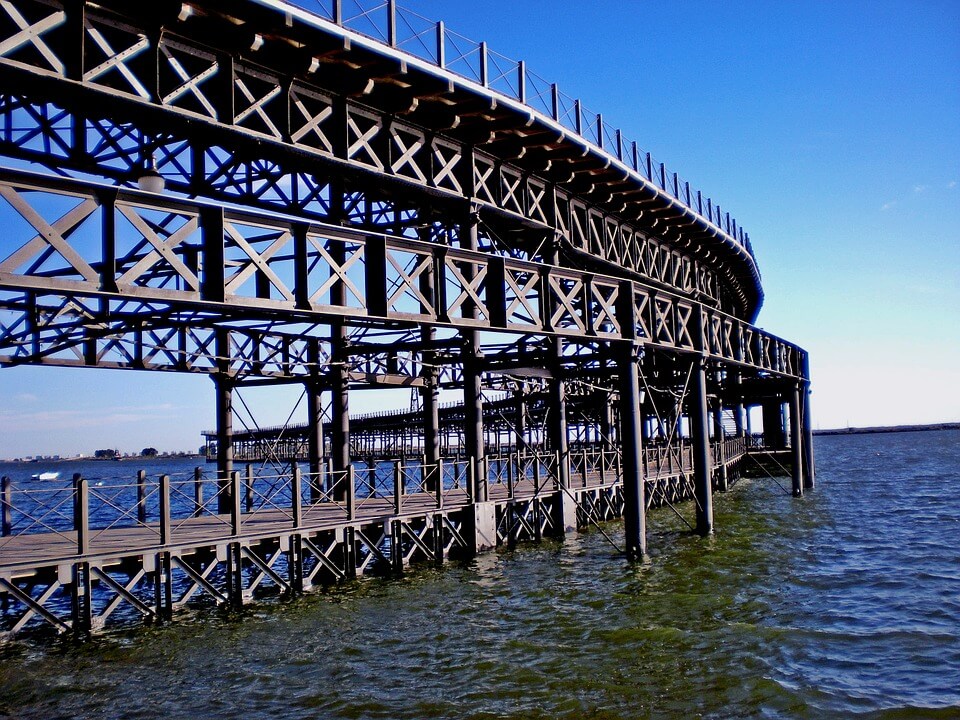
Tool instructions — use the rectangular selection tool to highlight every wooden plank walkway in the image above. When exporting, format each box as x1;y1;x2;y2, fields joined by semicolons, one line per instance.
1;439;748;580
0;477;610;576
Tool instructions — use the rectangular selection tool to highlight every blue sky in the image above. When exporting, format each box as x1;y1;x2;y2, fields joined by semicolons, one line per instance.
0;0;957;457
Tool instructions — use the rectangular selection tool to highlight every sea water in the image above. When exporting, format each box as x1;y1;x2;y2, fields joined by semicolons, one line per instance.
1;429;958;719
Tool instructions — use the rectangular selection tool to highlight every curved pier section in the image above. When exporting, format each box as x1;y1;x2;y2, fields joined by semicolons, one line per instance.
0;0;812;639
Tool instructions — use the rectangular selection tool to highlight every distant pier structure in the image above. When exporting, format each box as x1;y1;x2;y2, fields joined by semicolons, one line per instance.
0;0;812;638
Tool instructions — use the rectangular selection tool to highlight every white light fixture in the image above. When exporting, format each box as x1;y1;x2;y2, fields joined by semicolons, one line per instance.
137;154;165;194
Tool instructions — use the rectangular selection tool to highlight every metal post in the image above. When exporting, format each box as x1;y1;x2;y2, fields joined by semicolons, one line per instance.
461;207;486;503
307;376;324;502
515;386;527;453
422;370;440;492
801;354;816;489
548;340;570;490
291;466;302;528
436;20;445;68
136;469;147;523
1;475;11;536
618;343;645;558
159;474;170;545
733;371;745;437
790;383;804;497
691;356;714;535
74;473;89;555
762;398;785;449
331;333;351;500
346;465;356;521
214;372;234;513
245;463;254;512
386;0;396;47
393;460;403;515
193;466;203;517
479;41;488;87
230;471;241;536
716;435;729;492
435;459;444;508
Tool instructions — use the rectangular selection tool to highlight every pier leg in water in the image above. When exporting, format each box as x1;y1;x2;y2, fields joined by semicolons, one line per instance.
691;355;714;535
790;383;804;497
801;354;816;489
618;341;646;559
549;338;576;534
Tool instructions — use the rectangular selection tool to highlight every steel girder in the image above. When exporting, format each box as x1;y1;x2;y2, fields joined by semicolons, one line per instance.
0;168;805;382
0;0;759;316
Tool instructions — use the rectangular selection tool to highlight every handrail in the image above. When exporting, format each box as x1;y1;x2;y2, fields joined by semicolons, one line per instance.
258;0;756;262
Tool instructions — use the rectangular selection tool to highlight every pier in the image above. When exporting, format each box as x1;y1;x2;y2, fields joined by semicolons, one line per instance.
0;0;812;639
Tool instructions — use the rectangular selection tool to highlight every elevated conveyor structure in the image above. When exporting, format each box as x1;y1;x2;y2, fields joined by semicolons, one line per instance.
0;0;813;639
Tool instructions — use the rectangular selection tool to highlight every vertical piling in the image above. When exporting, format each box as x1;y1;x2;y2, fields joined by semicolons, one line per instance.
214;372;234;514
307;370;324;502
801;354;816;489
762;398;786;449
291;466;302;528
245;463;254;512
790;383;804;497
230;471;241;536
158;474;171;545
136;469;147;523
331;331;351;500
74;473;89;555
422;373;440;492
193;466;203;517
618;342;646;559
690;357;714;535
1;476;11;537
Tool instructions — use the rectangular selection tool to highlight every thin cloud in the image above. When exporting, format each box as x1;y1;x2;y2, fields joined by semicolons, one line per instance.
0;403;180;431
880;201;897;211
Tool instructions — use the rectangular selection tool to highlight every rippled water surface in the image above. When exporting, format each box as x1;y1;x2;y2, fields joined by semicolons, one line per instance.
2;430;959;719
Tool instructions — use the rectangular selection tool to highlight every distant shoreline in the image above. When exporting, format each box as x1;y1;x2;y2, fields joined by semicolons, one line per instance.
814;422;960;436
0;454;202;464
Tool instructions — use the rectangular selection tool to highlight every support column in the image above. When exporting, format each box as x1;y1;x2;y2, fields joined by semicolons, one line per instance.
463;338;485;502
514;383;528;453
549;340;575;533
548;341;570;490
461;206;494;553
618;342;646;559
600;396;614;449
690;356;714;536
801;355;816;489
214;373;234;514
422;370;440;490
331;328;350;499
461;206;486;503
762;398;786;449
418;232;442;492
790;383;804;497
306;378;324;501
733;372;745;437
328;181;351;501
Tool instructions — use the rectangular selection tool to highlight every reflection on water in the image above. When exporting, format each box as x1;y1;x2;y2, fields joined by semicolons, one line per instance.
1;430;959;719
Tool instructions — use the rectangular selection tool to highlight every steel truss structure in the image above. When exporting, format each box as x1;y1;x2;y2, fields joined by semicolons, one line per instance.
0;0;814;639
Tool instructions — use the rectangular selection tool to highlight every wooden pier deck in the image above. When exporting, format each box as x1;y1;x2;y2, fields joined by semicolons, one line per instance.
0;442;748;639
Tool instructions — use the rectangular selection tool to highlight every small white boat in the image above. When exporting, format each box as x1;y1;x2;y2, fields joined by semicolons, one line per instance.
31;471;60;480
